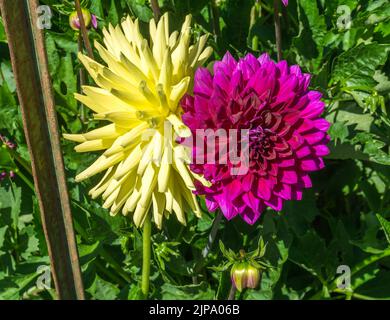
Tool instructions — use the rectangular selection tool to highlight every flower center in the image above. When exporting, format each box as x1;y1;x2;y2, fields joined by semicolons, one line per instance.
248;126;277;161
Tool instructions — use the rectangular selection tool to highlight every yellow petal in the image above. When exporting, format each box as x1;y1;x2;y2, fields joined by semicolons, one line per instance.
89;165;117;199
114;144;143;179
63;133;86;143
152;191;166;229
169;76;190;109
75;152;124;182
158;146;172;192
75;139;114;152
167;114;191;138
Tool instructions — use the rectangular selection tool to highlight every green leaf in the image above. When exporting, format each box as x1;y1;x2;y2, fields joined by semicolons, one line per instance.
332;43;390;88
0;17;6;43
161;282;214;300
86;274;120;300
1;62;16;92
78;241;102;268
376;214;390;245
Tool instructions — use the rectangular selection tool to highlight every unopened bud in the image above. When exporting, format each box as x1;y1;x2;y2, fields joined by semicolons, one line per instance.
0;171;7;181
69;9;97;30
230;262;248;292
231;262;261;292
246;264;261;289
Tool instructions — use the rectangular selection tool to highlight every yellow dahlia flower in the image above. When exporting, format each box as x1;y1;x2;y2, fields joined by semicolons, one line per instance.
64;13;212;228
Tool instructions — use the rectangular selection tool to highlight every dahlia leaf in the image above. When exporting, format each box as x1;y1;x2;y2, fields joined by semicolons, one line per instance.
332;43;390;88
376;214;390;245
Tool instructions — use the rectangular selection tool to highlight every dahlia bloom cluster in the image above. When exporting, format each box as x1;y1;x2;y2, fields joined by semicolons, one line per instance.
65;14;212;228
182;52;330;224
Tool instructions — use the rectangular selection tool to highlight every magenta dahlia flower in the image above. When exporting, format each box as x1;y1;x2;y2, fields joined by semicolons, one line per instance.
282;0;288;6
181;52;330;224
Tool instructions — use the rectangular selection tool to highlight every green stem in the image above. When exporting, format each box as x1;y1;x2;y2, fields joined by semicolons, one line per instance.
15;168;34;191
273;0;282;61
202;211;223;258
350;249;390;278
142;212;152;299
228;285;237;300
95;259;126;287
100;248;132;283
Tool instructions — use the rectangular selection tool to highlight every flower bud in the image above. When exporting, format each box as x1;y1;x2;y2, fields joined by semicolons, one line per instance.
69;9;97;31
230;262;248;292
246;264;261;289
231;262;261;292
0;171;7;181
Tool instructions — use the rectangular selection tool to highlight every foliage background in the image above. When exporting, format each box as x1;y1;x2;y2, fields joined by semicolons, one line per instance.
0;0;390;300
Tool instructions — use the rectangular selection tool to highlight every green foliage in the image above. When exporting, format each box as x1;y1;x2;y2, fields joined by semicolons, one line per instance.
0;0;389;300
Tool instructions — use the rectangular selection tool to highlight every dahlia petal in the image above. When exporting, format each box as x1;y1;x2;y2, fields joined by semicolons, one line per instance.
241;206;262;225
275;183;292;200
300;174;312;188
194;67;214;97
300;158;324;171
281;169;298;184
293;189;303;201
303;130;326;145
222;51;238;71
295;145;312;158
288;133;305;149
258;53;270;65
206;198;219;212
264;195;283;211
214;192;239;220
257;178;272;201
242;192;260;213
214;70;231;93
242;174;254;192
301;99;325;118
277;157;295;168
276;60;289;76
289;65;302;77
312;144;330;156
313;119;331;132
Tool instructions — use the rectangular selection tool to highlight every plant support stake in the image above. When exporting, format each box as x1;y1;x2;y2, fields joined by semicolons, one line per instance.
75;0;94;59
273;0;282;61
0;0;85;300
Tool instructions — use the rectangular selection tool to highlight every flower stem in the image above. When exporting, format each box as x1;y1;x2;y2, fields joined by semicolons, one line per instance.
193;211;223;282
228;285;237;300
77;34;87;123
150;0;160;21
202;211;223;258
273;0;282;61
210;0;221;42
75;0;94;59
15;167;34;191
142;212;152;299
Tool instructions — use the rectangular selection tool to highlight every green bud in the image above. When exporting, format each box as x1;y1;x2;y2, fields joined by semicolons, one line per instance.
69;8;92;31
246;264;261;289
231;262;261;292
230;262;248;292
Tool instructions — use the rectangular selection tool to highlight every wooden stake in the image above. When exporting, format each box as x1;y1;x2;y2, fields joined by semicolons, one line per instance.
0;0;85;300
